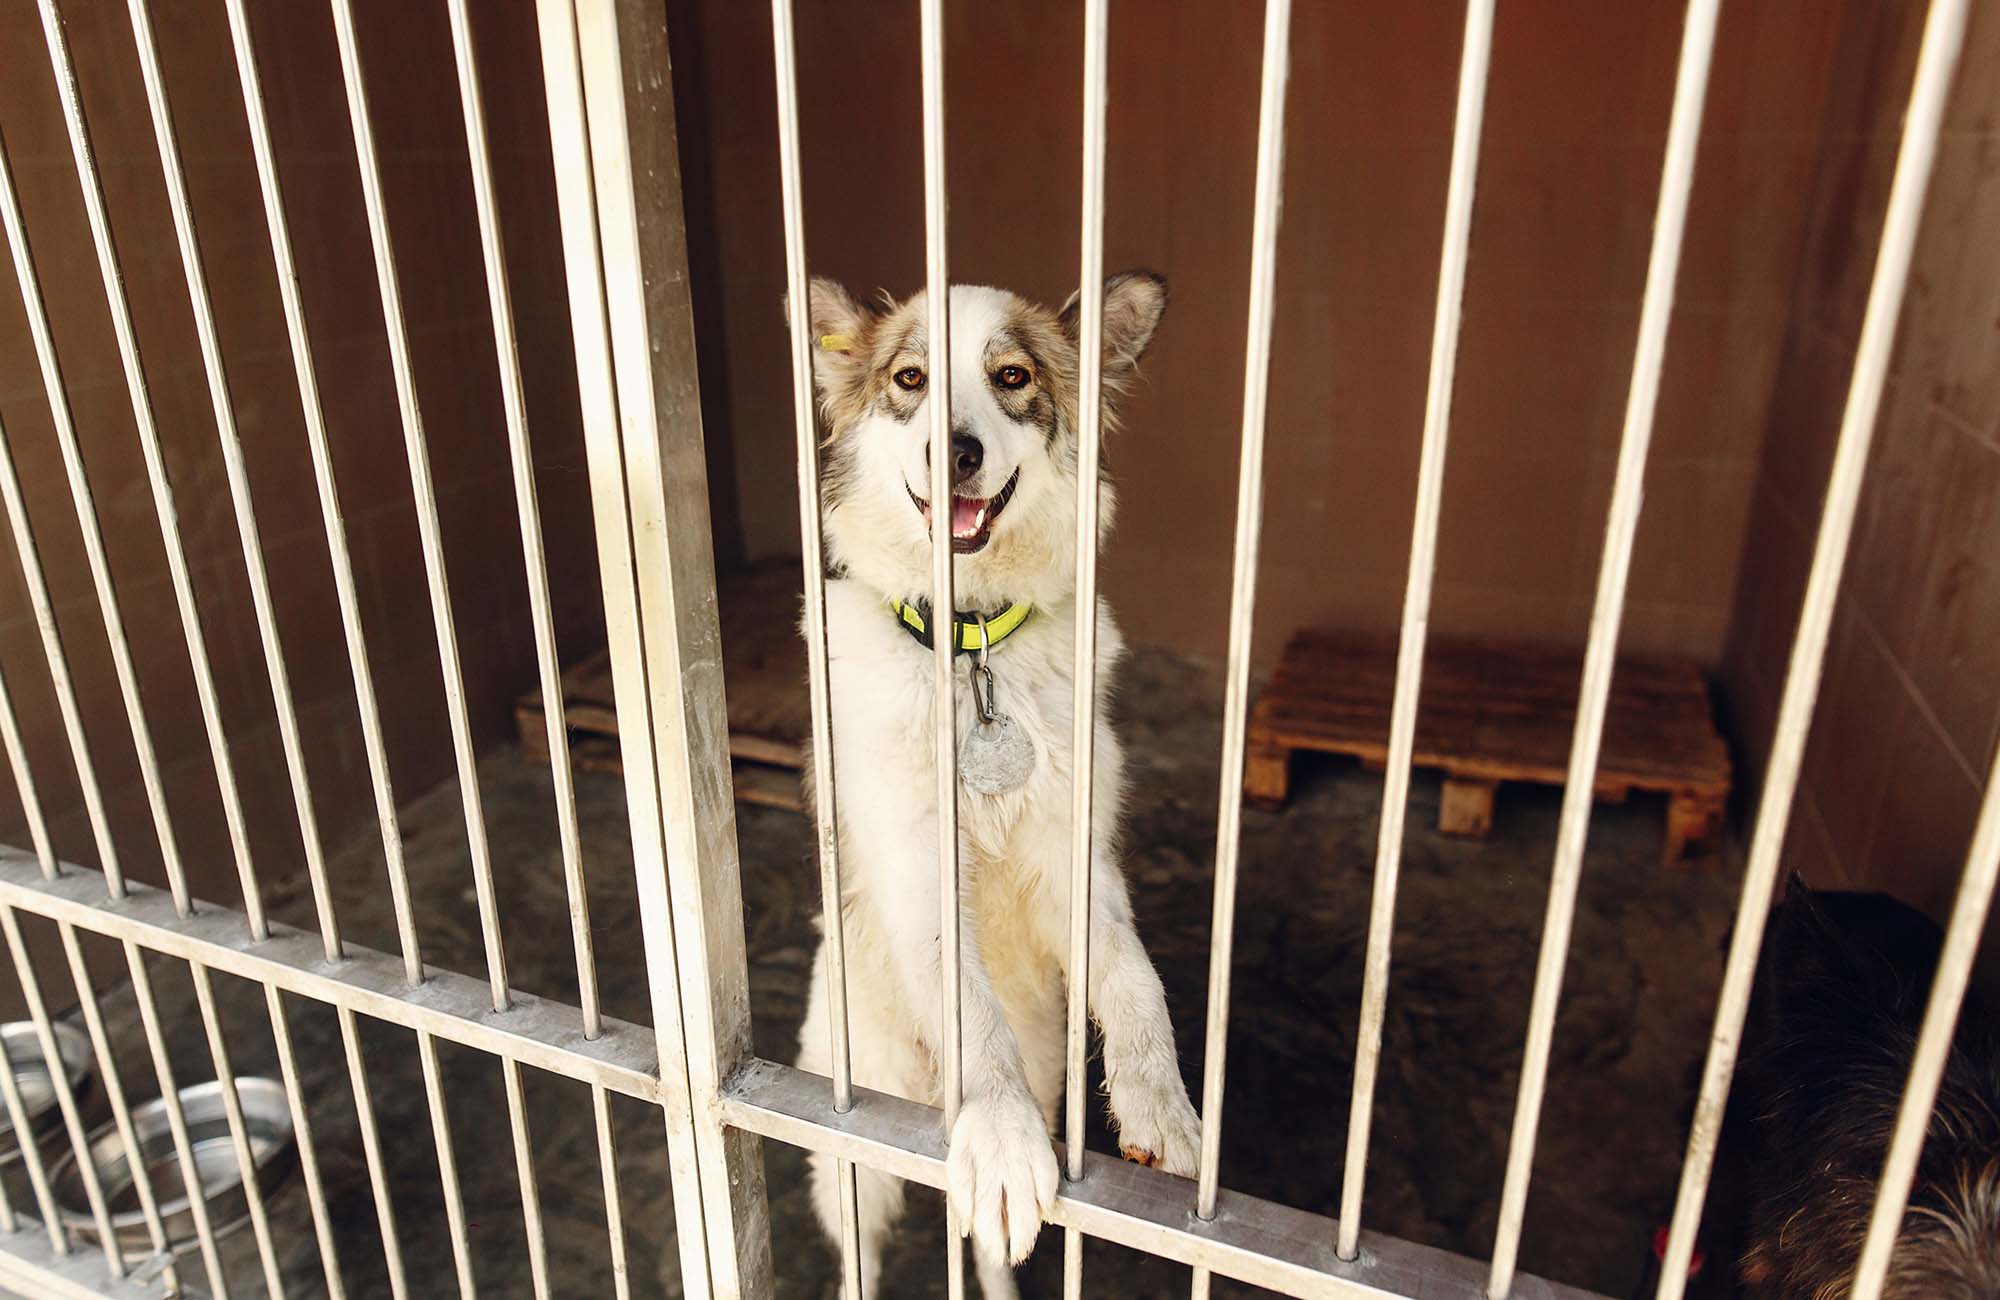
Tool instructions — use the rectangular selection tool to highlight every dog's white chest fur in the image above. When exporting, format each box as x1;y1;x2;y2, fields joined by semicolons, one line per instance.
821;577;1118;894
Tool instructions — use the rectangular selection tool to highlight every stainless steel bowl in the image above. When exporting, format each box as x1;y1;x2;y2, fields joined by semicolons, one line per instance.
50;1077;297;1251
0;1020;94;1167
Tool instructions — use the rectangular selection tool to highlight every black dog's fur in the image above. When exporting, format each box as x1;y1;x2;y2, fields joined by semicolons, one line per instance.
1708;879;2000;1298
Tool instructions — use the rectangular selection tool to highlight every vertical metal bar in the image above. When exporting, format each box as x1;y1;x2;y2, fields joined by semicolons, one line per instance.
531;3;717;1293
1188;5;1292;1296
0;141;126;901
124;0;343;955
328;0;510;1010
126;948;231;1300
265;985;346;1300
591;1084;632;1300
0;409;120;891
916;1;966;1292
337;1006;409;1300
0;1123;13;1237
0;647;176;1287
416;1032;476;1299
221;0;423;984
0;661;56;879
1337;0;1494;1263
1063;3;1111;1296
188;964;285;1299
1487;4;1722;1296
23;2;194;915
502;1059;551;1300
769;1;863;1295
61;930;177;1294
571;0;775;1293
0;906;120;1272
0;407;116;889
443;0;601;1037
1653;2;1972;1295
1851;750;2000;1298
0;1016;64;1253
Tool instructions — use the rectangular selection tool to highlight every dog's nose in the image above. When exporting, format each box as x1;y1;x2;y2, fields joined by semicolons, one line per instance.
952;434;984;485
926;431;985;487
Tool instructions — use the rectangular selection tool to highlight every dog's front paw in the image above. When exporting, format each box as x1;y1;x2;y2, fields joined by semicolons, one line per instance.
1108;1068;1202;1178
946;1090;1059;1265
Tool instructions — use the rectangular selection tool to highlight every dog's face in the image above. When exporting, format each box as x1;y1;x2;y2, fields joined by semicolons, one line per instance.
799;273;1166;610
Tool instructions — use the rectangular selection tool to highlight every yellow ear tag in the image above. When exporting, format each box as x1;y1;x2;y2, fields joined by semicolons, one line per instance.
819;333;856;352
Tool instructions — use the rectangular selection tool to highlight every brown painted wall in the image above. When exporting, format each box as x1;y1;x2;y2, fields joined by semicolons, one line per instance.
0;0;610;940
667;0;1846;667
1724;1;2000;928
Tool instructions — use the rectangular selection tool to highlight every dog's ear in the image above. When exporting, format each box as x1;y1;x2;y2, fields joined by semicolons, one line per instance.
783;276;878;411
1060;270;1168;389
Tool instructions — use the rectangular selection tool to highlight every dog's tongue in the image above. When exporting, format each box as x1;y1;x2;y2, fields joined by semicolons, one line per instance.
950;495;986;540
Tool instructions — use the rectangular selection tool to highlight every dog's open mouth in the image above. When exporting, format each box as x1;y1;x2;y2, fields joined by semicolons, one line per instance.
908;468;1019;554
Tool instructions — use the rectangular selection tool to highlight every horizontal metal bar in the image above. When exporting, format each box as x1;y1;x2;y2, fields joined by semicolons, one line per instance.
719;1058;1607;1300
0;850;661;1101
0;1227;174;1300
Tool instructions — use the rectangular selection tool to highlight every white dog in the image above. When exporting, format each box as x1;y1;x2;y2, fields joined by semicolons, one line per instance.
792;272;1203;1298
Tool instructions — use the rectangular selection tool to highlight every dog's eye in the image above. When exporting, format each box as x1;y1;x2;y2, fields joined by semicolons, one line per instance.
893;367;926;392
994;365;1030;390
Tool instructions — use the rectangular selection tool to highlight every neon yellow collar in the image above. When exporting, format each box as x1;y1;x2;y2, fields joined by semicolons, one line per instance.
890;599;1033;655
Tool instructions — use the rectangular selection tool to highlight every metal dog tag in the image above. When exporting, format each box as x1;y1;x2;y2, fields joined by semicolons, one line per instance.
959;661;1034;795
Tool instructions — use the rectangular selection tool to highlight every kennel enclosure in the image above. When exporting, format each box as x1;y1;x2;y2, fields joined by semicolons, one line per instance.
0;1;1993;1299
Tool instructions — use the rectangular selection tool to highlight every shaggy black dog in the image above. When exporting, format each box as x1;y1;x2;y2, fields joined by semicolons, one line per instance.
1713;878;2000;1298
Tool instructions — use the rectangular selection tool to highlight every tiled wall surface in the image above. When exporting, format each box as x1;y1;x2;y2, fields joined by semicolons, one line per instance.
0;1;606;918
1724;1;2000;927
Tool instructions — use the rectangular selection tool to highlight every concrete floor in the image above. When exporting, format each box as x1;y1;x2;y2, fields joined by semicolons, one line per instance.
20;648;1745;1298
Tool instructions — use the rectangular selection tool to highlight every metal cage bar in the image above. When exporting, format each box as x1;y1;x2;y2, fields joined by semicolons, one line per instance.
0;130;134;901
337;1005;411;1300
0;1022;66;1254
1191;3;1293;1297
61;930;177;1295
0;409;119;893
0;654;179;1292
187;961;287;1298
1064;1;1111;1296
328;0;511;1010
220;0;425;984
1486;3;1721;1294
265;984;347;1300
532;2;718;1292
769;0;866;1296
1651;0;1974;1294
1852;743;2000;1298
417;1030;476;1298
0;855;659;1098
503;1058;554;1300
591;1083;633;1300
1;906;123;1275
444;0;604;1042
569;1;774;1292
917;0;968;1290
124;947;231;1299
1337;0;1494;1262
120;0;345;957
23;0;194;915
723;1058;1603;1300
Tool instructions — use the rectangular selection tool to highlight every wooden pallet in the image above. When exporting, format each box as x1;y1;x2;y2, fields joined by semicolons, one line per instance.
517;562;810;813
1245;629;1731;866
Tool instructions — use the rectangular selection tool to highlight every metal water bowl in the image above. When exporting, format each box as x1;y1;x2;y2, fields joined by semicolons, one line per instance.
0;1020;94;1168
51;1077;297;1252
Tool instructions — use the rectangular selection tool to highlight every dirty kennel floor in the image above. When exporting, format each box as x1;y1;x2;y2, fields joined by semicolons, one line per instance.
34;648;1745;1299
